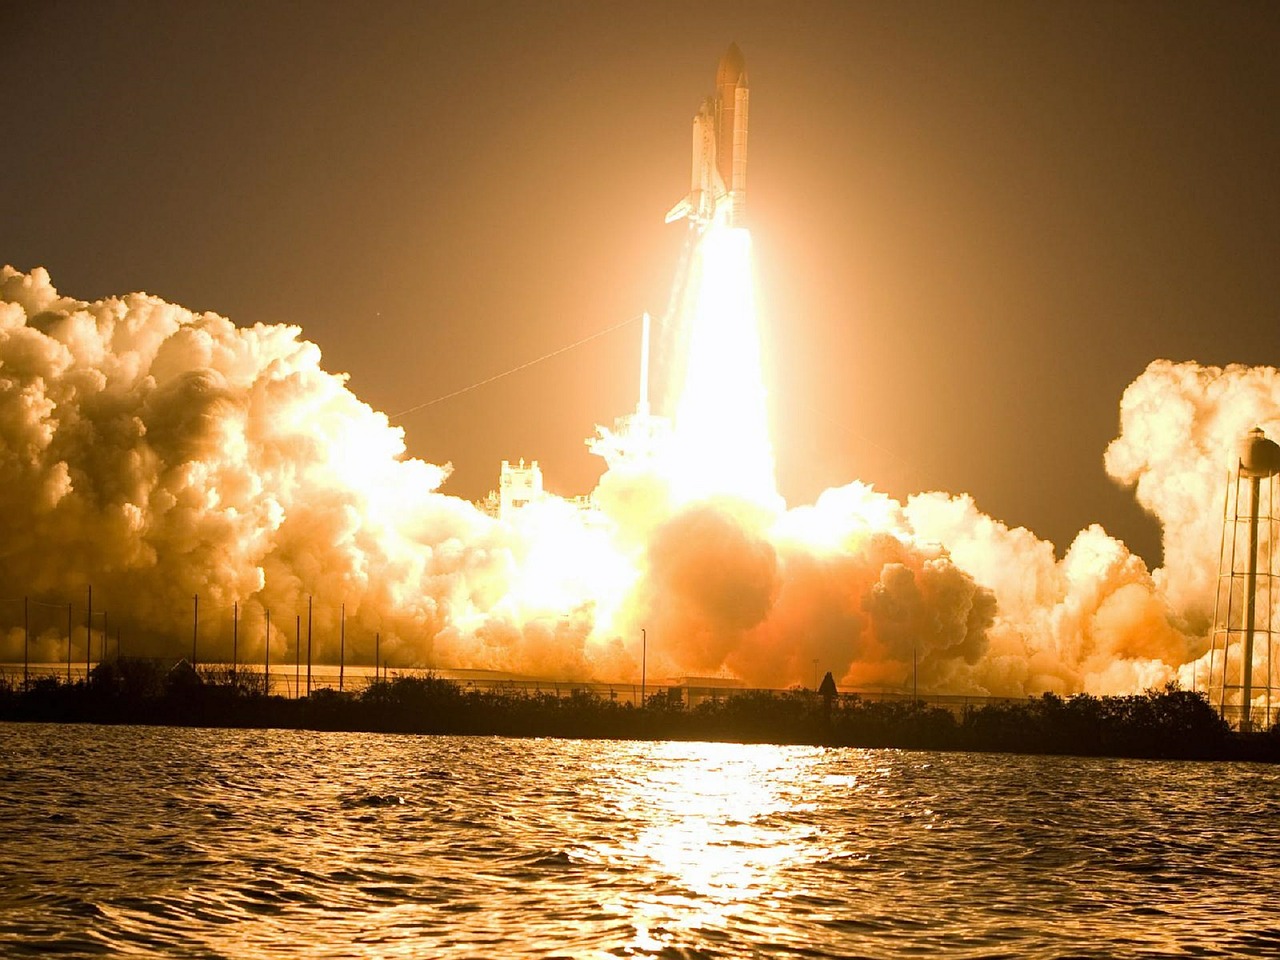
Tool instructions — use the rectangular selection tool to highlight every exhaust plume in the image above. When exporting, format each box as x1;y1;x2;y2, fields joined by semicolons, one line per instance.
1;266;1275;696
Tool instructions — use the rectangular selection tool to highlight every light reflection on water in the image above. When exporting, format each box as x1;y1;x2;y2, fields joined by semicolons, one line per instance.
584;743;832;951
1;723;1278;958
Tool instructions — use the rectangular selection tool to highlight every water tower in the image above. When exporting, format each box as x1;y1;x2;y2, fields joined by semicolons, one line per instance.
1209;426;1280;731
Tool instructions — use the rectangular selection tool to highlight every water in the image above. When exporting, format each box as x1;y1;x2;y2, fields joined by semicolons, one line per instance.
1;724;1277;958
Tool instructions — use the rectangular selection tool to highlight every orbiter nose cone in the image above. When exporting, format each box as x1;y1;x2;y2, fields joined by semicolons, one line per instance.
716;42;747;87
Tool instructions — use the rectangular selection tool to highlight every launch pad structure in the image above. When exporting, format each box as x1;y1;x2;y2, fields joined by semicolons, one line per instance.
480;308;671;521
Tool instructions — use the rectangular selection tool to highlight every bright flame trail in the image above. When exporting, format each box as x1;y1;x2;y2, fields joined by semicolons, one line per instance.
671;225;777;507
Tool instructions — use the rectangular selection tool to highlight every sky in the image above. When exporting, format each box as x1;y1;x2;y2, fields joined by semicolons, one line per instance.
5;0;1280;569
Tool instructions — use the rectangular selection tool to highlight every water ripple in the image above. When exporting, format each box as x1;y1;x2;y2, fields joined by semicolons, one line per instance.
1;724;1278;957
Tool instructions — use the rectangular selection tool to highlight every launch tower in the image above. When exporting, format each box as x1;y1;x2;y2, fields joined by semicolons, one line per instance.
477;459;546;520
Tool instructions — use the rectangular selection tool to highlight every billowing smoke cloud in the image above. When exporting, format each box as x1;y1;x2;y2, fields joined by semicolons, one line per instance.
0;266;529;670
0;267;1273;695
622;356;1280;695
1105;360;1280;617
1105;359;1280;688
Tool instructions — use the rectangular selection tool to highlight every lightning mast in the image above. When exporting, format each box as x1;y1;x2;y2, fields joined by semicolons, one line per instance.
587;312;671;472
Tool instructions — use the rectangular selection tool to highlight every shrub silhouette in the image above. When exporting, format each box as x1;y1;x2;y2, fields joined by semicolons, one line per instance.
0;667;1267;760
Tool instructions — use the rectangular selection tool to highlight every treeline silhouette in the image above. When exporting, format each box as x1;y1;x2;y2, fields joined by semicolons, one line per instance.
1;660;1276;761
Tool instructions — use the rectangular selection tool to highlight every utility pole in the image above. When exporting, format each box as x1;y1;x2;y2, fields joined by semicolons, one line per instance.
641;628;647;706
375;631;380;684
264;608;270;695
23;596;29;691
306;595;312;696
295;615;301;699
86;585;92;678
232;601;238;681
339;602;345;692
66;603;71;683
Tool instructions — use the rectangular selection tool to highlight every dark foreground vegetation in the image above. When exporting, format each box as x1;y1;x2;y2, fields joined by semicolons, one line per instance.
2;660;1277;762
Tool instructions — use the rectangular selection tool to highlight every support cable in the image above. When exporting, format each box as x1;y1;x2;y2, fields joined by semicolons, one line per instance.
392;314;644;421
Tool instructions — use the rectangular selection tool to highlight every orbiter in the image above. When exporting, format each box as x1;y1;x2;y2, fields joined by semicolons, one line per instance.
665;43;749;229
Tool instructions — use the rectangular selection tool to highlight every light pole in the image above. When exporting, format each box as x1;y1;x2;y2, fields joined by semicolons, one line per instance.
232;601;238;681
86;584;92;677
264;608;271;695
306;595;312;696
295;615;301;699
641;628;647;706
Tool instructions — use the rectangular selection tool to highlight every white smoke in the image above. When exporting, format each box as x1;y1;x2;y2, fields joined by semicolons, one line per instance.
1106;360;1280;617
1105;359;1280;688
0;266;563;670
2;267;1275;695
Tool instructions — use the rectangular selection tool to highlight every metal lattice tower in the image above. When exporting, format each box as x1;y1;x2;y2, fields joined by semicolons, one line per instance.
1209;426;1280;732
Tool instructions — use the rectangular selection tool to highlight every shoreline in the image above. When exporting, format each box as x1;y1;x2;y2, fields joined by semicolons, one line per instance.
3;665;1277;763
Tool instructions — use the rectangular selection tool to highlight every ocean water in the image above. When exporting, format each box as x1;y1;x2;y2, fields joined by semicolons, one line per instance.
1;723;1277;958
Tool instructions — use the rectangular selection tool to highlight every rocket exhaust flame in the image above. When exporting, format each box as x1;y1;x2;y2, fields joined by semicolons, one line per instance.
670;224;777;508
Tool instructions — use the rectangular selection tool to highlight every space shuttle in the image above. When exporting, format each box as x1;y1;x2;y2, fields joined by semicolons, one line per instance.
665;43;749;229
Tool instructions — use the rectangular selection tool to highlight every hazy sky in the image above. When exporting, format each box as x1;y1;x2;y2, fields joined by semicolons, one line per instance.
5;1;1279;568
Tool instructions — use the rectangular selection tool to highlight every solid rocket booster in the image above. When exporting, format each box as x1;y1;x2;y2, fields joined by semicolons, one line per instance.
665;43;749;229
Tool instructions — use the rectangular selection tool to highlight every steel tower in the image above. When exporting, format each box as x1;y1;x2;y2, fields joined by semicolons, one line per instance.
1209;426;1280;731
